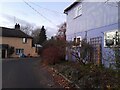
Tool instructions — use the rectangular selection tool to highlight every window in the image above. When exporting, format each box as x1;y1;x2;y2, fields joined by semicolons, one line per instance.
104;30;120;47
22;38;27;43
16;49;24;55
73;36;82;47
74;4;82;18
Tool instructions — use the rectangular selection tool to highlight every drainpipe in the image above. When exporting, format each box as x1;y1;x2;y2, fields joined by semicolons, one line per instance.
5;50;7;58
85;31;87;42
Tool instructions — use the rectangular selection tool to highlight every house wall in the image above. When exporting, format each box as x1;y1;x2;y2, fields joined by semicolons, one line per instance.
66;2;119;67
0;37;38;57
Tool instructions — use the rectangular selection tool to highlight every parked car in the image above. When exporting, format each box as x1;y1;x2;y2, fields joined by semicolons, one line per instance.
19;53;27;58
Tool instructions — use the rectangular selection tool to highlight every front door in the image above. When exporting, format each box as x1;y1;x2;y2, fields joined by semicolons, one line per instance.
2;50;6;58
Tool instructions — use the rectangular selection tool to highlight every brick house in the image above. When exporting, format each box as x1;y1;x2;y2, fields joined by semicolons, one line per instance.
0;23;38;58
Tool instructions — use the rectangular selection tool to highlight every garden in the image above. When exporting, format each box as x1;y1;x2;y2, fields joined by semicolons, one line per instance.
41;39;120;89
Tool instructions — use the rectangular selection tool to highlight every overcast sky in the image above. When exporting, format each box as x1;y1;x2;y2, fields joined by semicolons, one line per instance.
0;0;119;38
0;1;73;38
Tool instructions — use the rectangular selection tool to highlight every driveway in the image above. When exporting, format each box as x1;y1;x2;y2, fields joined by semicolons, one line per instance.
2;58;61;88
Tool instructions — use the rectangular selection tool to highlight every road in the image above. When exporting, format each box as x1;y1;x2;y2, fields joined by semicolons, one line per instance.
2;58;61;88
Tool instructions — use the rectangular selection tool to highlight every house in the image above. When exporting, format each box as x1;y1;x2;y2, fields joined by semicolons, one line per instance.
64;0;120;67
0;23;38;58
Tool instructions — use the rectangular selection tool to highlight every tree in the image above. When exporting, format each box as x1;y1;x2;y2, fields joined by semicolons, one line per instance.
20;24;34;35
31;26;47;45
56;22;66;41
38;26;47;45
31;28;41;45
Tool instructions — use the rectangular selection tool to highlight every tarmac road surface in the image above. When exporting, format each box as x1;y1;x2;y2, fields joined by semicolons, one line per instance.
2;58;61;88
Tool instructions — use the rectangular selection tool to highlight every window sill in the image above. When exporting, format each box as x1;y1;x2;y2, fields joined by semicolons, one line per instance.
74;14;82;19
23;42;27;44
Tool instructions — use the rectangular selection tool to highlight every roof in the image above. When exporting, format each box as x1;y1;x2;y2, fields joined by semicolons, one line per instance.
0;27;32;39
64;0;81;14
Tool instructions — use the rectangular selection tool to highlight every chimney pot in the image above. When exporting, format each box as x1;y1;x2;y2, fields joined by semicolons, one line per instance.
15;23;20;30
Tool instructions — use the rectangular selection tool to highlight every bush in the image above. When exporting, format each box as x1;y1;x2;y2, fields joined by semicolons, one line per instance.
41;39;66;65
42;47;60;65
7;46;14;57
53;62;120;89
67;39;93;65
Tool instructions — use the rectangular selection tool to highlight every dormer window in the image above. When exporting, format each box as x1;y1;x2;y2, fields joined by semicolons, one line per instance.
22;38;27;43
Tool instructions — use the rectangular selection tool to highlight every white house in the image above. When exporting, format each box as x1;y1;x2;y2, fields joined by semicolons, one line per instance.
64;0;120;67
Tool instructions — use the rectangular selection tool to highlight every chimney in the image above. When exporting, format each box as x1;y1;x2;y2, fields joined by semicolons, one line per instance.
15;23;20;30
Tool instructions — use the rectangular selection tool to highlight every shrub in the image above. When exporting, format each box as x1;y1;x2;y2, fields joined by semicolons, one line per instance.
53;62;120;89
67;39;93;65
42;47;60;65
41;39;66;65
7;46;14;57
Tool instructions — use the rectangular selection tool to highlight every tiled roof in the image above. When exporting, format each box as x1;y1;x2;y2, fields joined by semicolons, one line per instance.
0;27;32;39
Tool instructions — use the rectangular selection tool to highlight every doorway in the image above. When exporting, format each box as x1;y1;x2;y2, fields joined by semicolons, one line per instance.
2;50;6;58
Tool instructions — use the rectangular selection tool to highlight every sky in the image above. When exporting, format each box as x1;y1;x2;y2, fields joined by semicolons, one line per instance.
0;0;119;38
0;0;73;38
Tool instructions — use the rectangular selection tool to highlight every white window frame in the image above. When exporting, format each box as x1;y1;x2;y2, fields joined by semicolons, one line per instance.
16;49;24;55
22;38;27;43
104;30;120;47
74;4;82;18
72;36;82;47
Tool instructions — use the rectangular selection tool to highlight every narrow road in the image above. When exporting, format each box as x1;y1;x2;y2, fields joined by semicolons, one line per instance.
2;58;61;88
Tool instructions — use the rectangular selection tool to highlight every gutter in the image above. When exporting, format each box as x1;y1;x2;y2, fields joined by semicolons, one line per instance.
64;0;81;14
